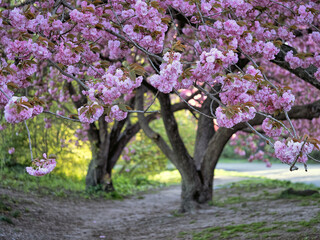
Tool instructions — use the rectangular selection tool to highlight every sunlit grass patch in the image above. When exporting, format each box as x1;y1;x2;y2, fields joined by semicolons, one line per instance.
149;169;257;185
0;165;166;199
148;170;181;184
0;165;85;195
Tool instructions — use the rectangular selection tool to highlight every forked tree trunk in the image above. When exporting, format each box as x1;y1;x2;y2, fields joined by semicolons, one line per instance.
137;85;237;212
178;128;234;212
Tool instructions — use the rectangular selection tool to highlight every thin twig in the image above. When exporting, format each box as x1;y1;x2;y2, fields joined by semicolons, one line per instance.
290;137;308;171
307;154;320;163
238;47;279;92
174;88;214;119
44;111;80;122
245;122;274;147
196;3;212;47
0;88;10;100
193;83;224;106
167;7;199;57
148;56;160;74
256;112;294;137
209;100;216;117
269;0;295;14
144;91;159;113
48;59;89;90
284;111;297;137
24;120;34;162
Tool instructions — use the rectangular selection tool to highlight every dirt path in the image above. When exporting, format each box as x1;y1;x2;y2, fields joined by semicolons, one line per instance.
1;176;319;240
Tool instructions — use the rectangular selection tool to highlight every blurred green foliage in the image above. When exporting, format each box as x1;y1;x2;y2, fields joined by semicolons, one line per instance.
0;111;91;179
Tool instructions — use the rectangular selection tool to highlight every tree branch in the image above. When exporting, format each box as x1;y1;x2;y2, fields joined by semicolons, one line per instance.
272;44;320;90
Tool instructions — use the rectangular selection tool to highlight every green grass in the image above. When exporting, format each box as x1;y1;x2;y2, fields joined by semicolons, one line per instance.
148;170;181;184
148;168;257;185
183;212;320;240
0;165;167;199
225;178;319;191
0;165;85;195
212;178;320;207
178;179;320;240
0;215;13;224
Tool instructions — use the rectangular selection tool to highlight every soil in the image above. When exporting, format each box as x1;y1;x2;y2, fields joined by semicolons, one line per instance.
0;176;319;240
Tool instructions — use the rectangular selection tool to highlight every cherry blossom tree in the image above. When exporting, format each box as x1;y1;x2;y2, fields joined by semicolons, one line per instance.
1;0;320;211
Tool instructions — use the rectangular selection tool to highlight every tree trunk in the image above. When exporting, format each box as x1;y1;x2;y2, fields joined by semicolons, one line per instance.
171;126;236;212
85;137;113;192
85;115;143;192
85;156;115;192
136;85;235;211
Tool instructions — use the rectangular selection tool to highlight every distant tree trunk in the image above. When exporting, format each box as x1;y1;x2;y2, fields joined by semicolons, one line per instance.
67;82;144;192
84;116;142;192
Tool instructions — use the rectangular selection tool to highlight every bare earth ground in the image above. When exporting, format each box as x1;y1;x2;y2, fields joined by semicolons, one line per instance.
0;176;319;240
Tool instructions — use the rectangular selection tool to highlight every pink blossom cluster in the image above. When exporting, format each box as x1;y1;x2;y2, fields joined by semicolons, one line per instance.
274;140;314;164
84;68;143;106
121;0;168;53
192;48;238;85
254;87;295;113
108;40;130;60
6;39;51;61
4;96;43;124
162;0;197;16
54;42;81;65
261;118;283;137
69;5;98;25
262;42;280;61
215;106;256;128
26;153;56;177
105;105;127;123
248;150;272;167
296;5;314;24
78;102;104;123
0;85;13;107
234;147;245;156
219;76;255;106
285;51;302;69
149;52;183;93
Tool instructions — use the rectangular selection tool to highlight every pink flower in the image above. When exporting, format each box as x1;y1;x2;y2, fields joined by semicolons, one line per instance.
262;118;282;137
285;51;302;69
104;105;127;123
274;140;314;164
78;103;104;123
4;96;43;124
263;42;279;60
215;106;256;128
26;153;57;177
149;52;183;93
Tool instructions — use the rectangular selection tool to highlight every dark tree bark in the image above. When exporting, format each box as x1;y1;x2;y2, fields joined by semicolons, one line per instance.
137;80;320;212
67;82;143;192
84;115;142;192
